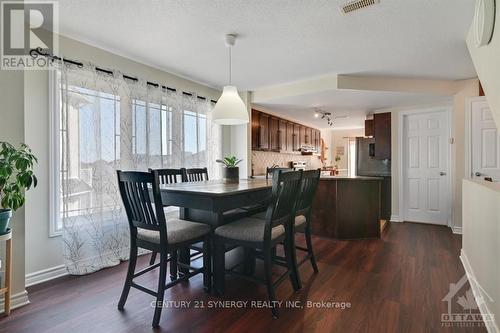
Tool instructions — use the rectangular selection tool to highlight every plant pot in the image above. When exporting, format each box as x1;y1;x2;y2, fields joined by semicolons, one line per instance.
222;167;239;184
0;209;12;235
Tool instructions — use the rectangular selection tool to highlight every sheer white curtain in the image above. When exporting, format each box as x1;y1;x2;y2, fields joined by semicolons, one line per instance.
55;62;221;274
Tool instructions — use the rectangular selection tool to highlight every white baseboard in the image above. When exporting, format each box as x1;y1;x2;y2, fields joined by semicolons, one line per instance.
25;264;68;287
460;250;499;333
0;290;30;313
452;226;462;234
390;215;403;222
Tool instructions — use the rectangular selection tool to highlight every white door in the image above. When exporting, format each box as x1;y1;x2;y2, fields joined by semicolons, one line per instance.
470;99;500;181
403;109;450;225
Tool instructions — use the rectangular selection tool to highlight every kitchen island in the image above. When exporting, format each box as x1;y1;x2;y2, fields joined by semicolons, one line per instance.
311;176;385;240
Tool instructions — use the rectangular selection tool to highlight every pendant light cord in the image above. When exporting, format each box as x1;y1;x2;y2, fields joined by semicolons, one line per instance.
228;45;232;85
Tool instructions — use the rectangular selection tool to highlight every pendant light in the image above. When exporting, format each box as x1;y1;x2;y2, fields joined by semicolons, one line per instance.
212;34;249;125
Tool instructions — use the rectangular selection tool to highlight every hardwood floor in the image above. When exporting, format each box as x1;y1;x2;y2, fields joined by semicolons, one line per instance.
0;223;487;332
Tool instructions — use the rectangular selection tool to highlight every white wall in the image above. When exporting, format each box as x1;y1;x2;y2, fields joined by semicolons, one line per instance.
462;180;499;332
24;34;222;280
0;69;29;309
466;4;500;126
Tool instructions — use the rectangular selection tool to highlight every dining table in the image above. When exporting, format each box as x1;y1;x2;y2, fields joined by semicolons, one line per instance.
158;178;273;288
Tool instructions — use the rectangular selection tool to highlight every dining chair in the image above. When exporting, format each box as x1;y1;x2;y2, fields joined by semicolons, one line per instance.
291;169;321;287
213;170;303;318
252;169;321;289
147;168;185;270
183;167;209;182
265;167;293;180
116;170;211;328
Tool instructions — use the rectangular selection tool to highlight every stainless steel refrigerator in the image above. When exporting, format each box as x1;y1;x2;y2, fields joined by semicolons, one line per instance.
356;137;391;177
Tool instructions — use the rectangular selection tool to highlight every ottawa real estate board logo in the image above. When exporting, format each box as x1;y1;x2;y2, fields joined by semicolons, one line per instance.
1;1;58;70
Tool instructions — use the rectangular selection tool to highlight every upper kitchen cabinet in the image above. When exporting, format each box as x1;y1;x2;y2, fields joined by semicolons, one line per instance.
305;127;312;145
278;119;287;151
293;123;301;151
286;121;295;153
251;109;320;154
269;116;280;151
365;119;374;137
299;126;306;147
251;109;260;150
251;109;270;151
373;112;391;160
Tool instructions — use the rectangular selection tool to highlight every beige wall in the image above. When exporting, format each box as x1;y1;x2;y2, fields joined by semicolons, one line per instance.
387;79;479;227
462;180;500;332
251;151;322;176
0;69;28;309
325;128;365;175
24;34;221;280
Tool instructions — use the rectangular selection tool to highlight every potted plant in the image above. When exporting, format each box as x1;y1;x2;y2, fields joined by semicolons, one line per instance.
0;142;38;235
216;155;242;184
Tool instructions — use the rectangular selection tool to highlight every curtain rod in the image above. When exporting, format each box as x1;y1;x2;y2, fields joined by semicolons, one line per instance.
30;48;218;103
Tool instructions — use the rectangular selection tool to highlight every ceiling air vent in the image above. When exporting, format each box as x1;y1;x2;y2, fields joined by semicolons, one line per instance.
340;0;380;14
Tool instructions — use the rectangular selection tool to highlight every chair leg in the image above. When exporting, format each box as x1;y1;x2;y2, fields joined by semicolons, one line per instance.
305;227;319;273
284;236;301;291
203;237;212;293
149;251;157;265
214;243;225;295
264;246;278;319
170;250;178;281
118;244;137;310
152;251;168;328
178;247;190;276
243;247;256;275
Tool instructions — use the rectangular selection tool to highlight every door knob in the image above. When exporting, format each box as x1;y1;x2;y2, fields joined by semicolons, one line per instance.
439;172;447;176
475;172;482;177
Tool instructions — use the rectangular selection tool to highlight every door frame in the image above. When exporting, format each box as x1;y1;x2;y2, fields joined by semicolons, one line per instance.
397;105;453;226
464;96;488;180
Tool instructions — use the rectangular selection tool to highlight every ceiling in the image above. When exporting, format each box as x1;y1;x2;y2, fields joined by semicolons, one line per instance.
57;0;477;91
254;90;452;129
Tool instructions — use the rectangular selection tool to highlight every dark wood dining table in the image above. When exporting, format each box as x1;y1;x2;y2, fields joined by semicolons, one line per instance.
158;178;273;287
159;178;272;226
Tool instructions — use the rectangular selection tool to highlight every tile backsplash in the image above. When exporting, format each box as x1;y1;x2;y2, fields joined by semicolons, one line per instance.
251;151;323;176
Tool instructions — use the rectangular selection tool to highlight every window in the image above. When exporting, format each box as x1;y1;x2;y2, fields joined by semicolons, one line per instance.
49;69;219;236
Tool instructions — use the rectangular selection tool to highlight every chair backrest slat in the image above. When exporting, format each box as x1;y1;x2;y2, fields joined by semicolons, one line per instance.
295;169;321;216
117;171;167;237
184;167;209;182
149;168;185;185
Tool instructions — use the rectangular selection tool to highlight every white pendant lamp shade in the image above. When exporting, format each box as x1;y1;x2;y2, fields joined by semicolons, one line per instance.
213;86;249;125
213;34;249;125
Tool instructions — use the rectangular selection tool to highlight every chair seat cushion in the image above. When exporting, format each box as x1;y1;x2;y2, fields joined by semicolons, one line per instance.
252;212;307;228
137;219;210;245
215;217;285;243
295;215;307;229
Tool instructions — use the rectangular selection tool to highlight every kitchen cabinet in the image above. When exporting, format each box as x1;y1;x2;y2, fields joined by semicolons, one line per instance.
251;109;320;154
314;129;321;153
269;117;280;151
299;126;306;148
257;111;270;150
278;120;287;151
251;109;260;150
305;127;312;145
293;124;301;151
373;112;391;160
365;119;374;137
286;122;294;153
